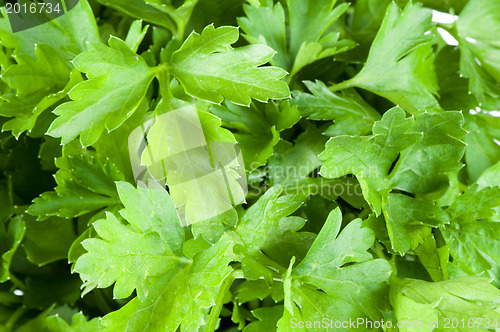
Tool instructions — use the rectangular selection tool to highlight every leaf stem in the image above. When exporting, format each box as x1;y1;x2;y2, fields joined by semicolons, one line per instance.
156;65;173;113
205;271;236;332
373;242;398;275
5;306;26;331
8;274;26;290
329;78;357;92
372;242;387;260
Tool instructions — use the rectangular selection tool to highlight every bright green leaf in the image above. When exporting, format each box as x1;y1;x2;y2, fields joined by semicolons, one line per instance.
441;185;500;275
48;37;157;146
170;25;290;105
332;2;440;114
46;312;103;332
278;208;392;330
390;276;500;332
28;150;124;220
74;182;184;300
102;239;233;332
236;186;315;268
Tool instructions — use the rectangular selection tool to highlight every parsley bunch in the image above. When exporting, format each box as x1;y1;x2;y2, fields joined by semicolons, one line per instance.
0;0;499;331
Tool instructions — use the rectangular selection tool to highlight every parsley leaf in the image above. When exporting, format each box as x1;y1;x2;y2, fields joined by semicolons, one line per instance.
390;276;500;332
292;80;380;135
48;37;157;146
238;0;354;78
0;0;99;59
74;181;184;300
102;238;233;332
211;100;300;169
320;107;422;215
236;185;315;268
321;107;466;253
456;0;500;110
0;44;72;137
28;148;124;220
170;25;290;106
331;2;440;114
0;216;25;283
441;184;500;275
46;312;103;332
463;112;500;182
278;208;392;329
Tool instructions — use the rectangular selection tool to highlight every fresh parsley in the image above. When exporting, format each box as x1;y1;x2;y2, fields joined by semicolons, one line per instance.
0;0;499;331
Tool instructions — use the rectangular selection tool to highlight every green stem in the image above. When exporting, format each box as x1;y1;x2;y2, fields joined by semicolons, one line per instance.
205;272;236;332
9;274;26;290
5;306;26;332
329;78;357;92
60;0;68;12
156;65;173;113
373;242;387;260
389;255;398;276
373;242;398;275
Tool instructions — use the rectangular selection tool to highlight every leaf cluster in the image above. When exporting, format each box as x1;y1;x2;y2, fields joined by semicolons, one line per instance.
0;0;499;331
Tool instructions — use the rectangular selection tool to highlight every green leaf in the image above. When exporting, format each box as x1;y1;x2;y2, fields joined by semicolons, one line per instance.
475;160;500;221
74;181;184;300
234;280;272;304
278;208;392;330
435;46;478;111
238;0;354;77
349;0;391;49
47;37;157;146
28;150;124;220
476;161;500;189
288;0;348;59
268;124;327;189
384;193;449;254
390;276;500;332
211;100;300;169
456;0;500;109
46;312;103;332
0;44;73;137
320;107;421;214
320;107;466;254
94;0;198;39
463;112;500;182
291;80;380;136
390;111;467;194
332;2;440;114
102;238;233;332
441;184;500;275
0;0;100;59
413;233;450;282
238;0;289;70
266;124;361;204
22;215;76;266
236;186;315;267
124;20;149;53
191;208;238;245
170;25;290;105
290;36;356;79
0;216;25;282
244;306;283;332
1;45;70;98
